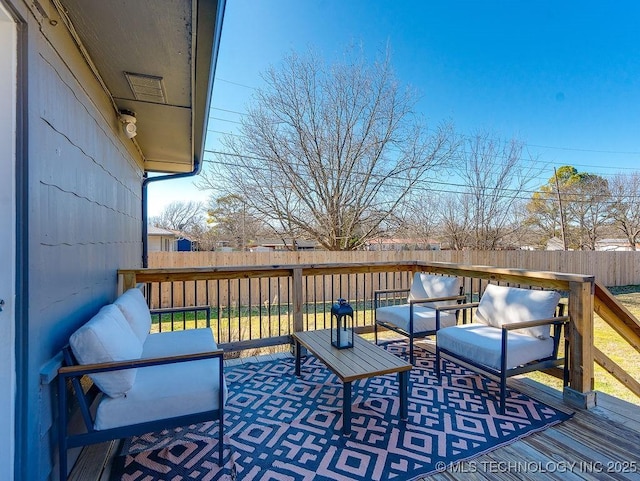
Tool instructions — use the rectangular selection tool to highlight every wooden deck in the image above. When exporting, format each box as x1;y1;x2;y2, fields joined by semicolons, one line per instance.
71;351;640;481
426;378;640;480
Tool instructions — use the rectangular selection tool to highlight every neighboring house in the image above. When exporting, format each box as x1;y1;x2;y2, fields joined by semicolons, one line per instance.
546;236;566;251
365;238;442;251
546;237;638;251
148;226;178;252
1;1;225;480
596;238;638;251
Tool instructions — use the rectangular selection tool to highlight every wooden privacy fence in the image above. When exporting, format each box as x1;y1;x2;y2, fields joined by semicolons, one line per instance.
149;250;640;287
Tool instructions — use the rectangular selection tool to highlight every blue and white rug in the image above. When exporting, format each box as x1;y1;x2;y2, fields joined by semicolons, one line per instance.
110;341;572;481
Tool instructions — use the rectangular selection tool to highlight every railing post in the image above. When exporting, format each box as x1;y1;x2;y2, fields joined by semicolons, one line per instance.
119;271;137;294
564;279;596;408
292;268;303;333
290;267;305;357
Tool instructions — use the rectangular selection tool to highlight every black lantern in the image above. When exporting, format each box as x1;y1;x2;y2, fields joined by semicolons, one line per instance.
331;298;354;349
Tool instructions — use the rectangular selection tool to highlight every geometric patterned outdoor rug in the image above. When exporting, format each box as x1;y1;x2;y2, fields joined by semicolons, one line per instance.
110;341;572;481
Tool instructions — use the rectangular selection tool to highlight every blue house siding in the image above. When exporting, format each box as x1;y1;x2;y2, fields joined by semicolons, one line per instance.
15;6;143;479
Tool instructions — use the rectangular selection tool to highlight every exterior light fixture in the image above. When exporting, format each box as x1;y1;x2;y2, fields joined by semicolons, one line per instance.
119;110;137;139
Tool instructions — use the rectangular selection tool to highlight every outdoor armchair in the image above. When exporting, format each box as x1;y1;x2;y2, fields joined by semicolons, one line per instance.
57;289;226;480
435;283;569;413
374;272;465;364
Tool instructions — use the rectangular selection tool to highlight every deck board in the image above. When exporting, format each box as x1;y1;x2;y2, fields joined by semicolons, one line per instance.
67;441;116;481
498;441;584;481
592;392;640;430
525;430;622;481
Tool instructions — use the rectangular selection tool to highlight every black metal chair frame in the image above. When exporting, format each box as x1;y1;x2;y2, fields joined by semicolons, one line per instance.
57;345;225;481
149;305;212;329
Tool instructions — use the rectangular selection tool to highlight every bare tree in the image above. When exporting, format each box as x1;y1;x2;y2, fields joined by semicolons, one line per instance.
506;201;541;249
150;201;204;232
608;172;640;250
393;192;440;248
437;193;472;250
185;224;218;251
207;195;267;250
454;132;537;250
198;48;456;250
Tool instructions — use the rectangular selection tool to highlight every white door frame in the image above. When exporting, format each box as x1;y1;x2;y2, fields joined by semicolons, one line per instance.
0;4;17;480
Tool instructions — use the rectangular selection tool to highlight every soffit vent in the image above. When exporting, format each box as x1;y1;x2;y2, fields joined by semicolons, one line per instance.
125;72;167;104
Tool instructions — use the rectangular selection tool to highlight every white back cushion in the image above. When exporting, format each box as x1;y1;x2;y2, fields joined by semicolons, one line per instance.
408;273;461;308
114;288;152;343
476;284;561;339
70;304;143;397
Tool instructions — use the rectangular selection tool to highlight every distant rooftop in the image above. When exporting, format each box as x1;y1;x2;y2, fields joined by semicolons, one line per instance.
147;226;176;236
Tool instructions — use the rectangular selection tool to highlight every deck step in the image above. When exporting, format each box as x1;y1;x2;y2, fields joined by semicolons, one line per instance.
68;441;118;481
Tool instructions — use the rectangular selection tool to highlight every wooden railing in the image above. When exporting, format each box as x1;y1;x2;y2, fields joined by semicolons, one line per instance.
120;262;421;351
119;260;618;407
593;282;640;398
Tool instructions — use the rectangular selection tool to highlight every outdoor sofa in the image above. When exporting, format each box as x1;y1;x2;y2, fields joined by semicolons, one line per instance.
57;288;226;480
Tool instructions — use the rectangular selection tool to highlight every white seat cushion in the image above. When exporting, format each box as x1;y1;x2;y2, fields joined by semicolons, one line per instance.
94;356;227;430
69;304;143;397
142;328;219;359
95;327;226;430
475;284;560;339
114;288;152;343
437;323;555;370
376;304;457;333
408;273;461;308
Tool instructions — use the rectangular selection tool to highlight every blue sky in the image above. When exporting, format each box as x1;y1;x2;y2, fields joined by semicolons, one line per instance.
148;0;640;217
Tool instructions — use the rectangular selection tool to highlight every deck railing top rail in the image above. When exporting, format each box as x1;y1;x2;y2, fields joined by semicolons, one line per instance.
120;260;595;289
415;261;594;287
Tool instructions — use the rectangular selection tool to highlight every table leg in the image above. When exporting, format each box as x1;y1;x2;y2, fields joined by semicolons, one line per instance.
399;371;409;420
343;381;352;435
295;339;301;377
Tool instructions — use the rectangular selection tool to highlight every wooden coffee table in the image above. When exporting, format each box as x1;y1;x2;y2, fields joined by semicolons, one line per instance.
292;329;412;435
